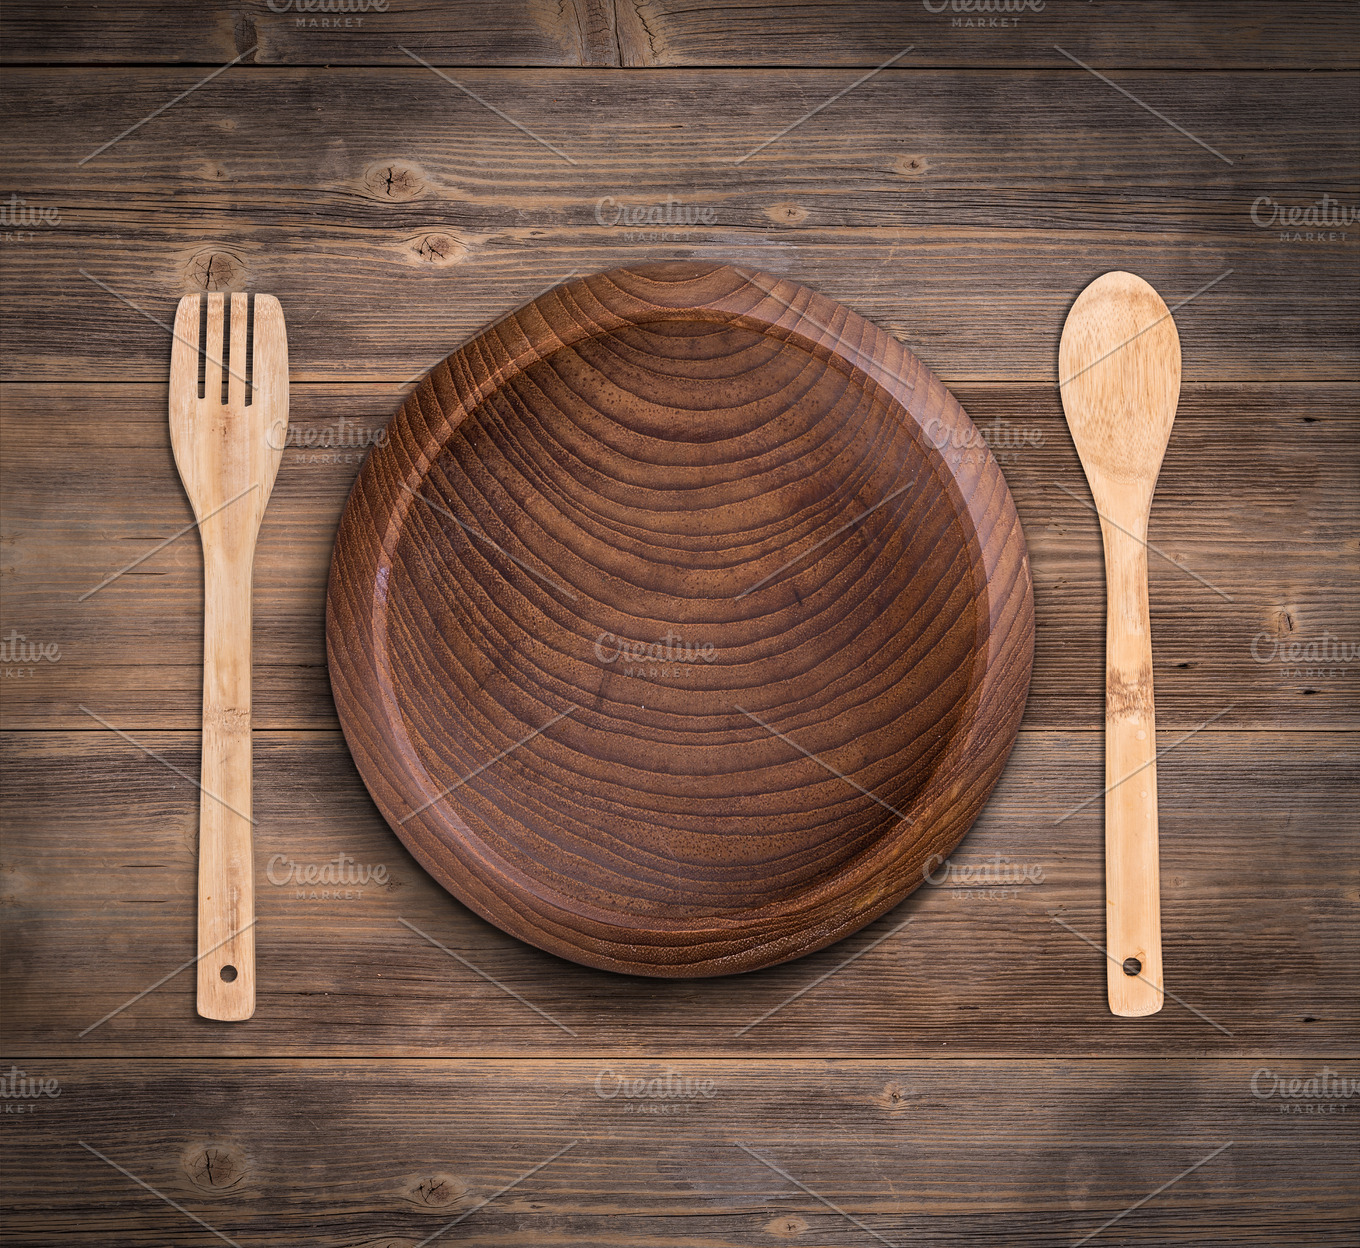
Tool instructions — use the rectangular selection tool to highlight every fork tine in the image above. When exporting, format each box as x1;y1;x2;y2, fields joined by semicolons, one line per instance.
204;292;225;403
251;295;289;482
251;295;285;408
170;295;200;401
228;292;248;408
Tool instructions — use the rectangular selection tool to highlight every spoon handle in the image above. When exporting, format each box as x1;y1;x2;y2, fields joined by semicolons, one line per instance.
1100;517;1164;1017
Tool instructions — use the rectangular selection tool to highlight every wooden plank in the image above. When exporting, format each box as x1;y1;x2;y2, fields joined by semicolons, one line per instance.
3;382;1356;731
2;1059;1356;1245
18;231;1355;385
2;68;1357;382
19;66;1356;213
3;1;1358;68
2;728;1355;1056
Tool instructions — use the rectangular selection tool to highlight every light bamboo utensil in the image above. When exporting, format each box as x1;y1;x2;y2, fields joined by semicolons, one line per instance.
169;292;288;1020
1059;271;1180;1018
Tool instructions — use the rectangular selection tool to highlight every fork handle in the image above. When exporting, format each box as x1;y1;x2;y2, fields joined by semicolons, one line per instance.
1100;518;1164;1018
196;540;257;1020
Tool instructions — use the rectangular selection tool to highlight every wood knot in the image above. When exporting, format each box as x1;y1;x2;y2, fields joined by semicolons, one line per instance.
411;233;466;266
183;1143;246;1193
766;203;808;225
877;1079;919;1112
894;154;929;177
766;1214;809;1237
1106;668;1154;718
363;162;426;201
203;706;251;733
233;12;257;56
187;250;244;292
403;1172;470;1209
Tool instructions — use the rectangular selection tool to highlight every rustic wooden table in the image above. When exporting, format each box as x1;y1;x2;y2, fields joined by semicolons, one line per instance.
2;3;1357;1244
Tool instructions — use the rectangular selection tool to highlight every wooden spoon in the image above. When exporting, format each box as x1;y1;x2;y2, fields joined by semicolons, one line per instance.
1059;271;1181;1018
169;292;288;1020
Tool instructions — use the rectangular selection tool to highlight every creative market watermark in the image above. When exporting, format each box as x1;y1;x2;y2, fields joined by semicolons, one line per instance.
266;0;389;30
1251;631;1357;681
1251;194;1357;244
0;194;60;243
923;853;1046;901
1251;1066;1358;1115
267;418;388;465
0;630;61;678
923;0;1045;30
0;1066;61;1115
924;415;1044;467
266;853;390;901
595;196;716;243
593;1068;718;1115
595;630;717;682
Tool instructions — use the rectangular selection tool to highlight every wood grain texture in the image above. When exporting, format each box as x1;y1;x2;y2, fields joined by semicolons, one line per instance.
3;65;1357;384
3;1;1357;67
0;18;1356;1239
3;381;1355;733
1060;271;1184;1018
10;67;1354;233
2;1060;1357;1245
19;233;1359;385
2;728;1354;1056
325;262;1033;976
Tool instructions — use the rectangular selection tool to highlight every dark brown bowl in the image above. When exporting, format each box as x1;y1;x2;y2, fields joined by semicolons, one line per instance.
326;262;1033;977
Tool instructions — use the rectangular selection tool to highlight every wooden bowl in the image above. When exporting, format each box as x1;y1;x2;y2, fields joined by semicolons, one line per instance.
326;262;1033;977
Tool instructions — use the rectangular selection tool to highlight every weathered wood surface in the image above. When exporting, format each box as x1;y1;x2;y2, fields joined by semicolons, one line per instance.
0;9;1357;1241
2;1059;1356;1245
3;382;1354;731
3;1;1358;68
19;234;1359;385
2;67;1356;382
12;67;1356;224
2;728;1355;1055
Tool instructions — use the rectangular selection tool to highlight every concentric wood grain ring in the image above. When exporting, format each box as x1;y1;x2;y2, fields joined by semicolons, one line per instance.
326;262;1033;976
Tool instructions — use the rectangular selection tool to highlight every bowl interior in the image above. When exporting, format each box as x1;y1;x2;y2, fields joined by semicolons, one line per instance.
381;315;983;923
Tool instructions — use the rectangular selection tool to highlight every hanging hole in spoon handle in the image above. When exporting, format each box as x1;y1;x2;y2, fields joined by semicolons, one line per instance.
1100;517;1166;1017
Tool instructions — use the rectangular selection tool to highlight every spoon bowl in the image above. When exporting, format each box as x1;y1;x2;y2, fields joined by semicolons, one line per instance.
1060;271;1181;500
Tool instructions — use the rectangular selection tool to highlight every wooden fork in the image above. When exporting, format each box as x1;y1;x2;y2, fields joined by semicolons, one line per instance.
169;292;288;1021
